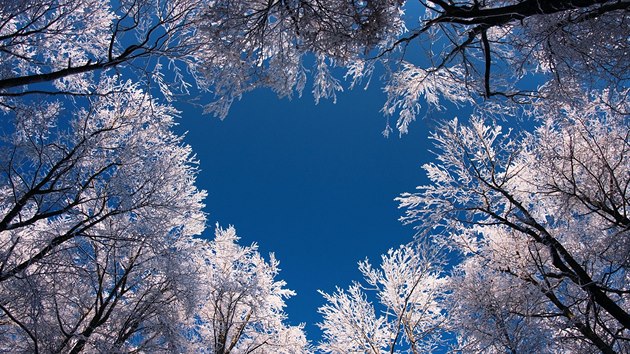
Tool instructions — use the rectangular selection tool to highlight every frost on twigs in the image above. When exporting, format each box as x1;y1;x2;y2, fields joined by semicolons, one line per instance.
0;76;208;352
383;63;472;136
313;56;344;104
1;0;628;134
397;89;630;352
185;225;311;354
318;243;448;354
0;91;311;350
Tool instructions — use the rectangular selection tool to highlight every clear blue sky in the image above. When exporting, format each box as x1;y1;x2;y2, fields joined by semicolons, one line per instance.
175;78;443;341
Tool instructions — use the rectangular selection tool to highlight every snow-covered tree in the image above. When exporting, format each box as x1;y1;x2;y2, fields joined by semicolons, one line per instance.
186;225;310;354
0;76;311;351
4;0;626;133
0;0;397;116
0;2;313;351
195;0;630;133
0;0;207;98
193;0;406;117
318;243;448;354
398;90;630;353
0;77;208;352
346;0;630;135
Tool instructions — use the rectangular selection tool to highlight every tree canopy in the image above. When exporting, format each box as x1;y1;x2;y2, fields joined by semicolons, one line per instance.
3;0;627;130
0;0;628;352
397;90;630;352
0;2;312;351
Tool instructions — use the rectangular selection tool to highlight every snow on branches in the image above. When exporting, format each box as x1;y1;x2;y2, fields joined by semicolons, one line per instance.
398;90;630;352
318;243;448;354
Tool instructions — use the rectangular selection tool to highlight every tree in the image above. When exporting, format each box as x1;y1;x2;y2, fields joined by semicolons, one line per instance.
2;0;628;132
0;77;208;352
0;0;396;115
197;0;630;134
0;77;311;351
0;2;313;351
367;0;630;135
0;0;207;97
317;243;448;354
397;90;630;352
185;225;311;354
192;0;407;118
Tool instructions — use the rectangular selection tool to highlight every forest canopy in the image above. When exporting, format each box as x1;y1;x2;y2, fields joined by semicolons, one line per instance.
0;0;628;352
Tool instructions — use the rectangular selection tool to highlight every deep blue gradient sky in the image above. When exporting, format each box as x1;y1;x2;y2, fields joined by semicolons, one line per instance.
174;80;445;341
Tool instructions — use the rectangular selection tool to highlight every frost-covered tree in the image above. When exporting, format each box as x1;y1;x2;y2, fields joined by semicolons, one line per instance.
0;77;208;352
0;77;310;351
318;243;448;354
5;0;625;132
0;0;207;98
0;2;314;351
185;225;310;354
192;0;406;117
397;90;630;353
0;0;399;116
195;0;630;133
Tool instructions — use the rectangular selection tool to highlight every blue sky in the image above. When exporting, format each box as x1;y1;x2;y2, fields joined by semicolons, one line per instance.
175;78;444;341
